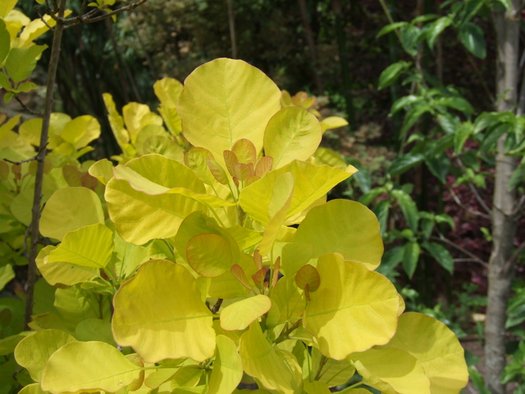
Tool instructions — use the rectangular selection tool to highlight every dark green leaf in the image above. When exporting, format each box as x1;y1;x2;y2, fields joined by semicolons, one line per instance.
391;189;419;231
378;61;411;90
402;242;421;278
425;156;450;184
454;122;474;154
436;97;474;115
390;95;420;115
458;22;486;59
374;200;390;237
437;113;461;134
426;16;452;49
389;153;424;176
400;25;422;57
378;245;404;277
377;22;408;38
400;105;432;139
423;242;454;274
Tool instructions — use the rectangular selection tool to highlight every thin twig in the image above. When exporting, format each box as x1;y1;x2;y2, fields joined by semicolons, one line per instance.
447;187;491;219
210;298;223;314
24;0;66;328
430;235;488;268
508;242;525;265
15;97;42;117
58;0;148;28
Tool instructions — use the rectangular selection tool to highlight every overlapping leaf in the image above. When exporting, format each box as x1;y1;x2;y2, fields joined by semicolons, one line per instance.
112;260;215;362
39;186;104;241
303;253;399;359
352;312;468;394
282;199;383;274
41;341;142;393
178;58;281;162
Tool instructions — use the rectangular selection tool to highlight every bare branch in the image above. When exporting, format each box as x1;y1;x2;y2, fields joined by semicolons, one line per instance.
430;235;488;268
60;0;148;28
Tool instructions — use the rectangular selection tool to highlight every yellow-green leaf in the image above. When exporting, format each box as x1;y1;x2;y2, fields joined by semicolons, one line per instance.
178;58;281;163
320;116;348;132
263;107;322;168
240;161;351;225
154;77;183;135
352;312;468;394
60;115;101;149
303;253;399;359
103;93;129;148
239;322;302;393
112;260;215;362
41;341;141;393
208;335;243;393
282;199;383;274
14;329;76;382
46;223;113;268
37;245;99;286
40;187;104;241
220;295;271;331
122;102;163;144
186;233;235;277
106;154;206;244
88;158;114;185
17;383;47;394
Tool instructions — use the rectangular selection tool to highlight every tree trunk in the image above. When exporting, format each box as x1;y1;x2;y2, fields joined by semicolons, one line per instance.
297;0;323;93
226;0;237;58
332;0;353;124
485;3;520;392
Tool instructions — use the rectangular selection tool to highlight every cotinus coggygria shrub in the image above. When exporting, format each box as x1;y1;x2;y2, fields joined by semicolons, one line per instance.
11;58;468;393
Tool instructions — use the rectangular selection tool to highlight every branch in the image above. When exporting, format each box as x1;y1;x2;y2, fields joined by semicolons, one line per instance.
15;96;42;117
447;187;491;219
55;0;148;28
24;0;66;328
430;235;488;268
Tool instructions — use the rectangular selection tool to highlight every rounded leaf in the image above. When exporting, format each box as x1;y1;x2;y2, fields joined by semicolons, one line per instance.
304;253;399;359
220;295;271;331
41;341;141;393
112;260;215;362
14;329;76;382
178;58;281;162
352;312;468;394
186;233;235;277
208;335;243;393
295;264;320;292
263;107;322;168
282;199;383;274
239;323;301;393
40;187;104;241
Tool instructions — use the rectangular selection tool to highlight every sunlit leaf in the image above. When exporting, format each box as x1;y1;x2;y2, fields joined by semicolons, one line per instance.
106;154;206;244
41;341;142;393
282;199;383;275
304;253;399;359
240;161;351;225
154;77;183;135
36;245;98;286
45;223;113;269
208;335;243;393
40;186;104;241
178;58;281;163
263;107;322;168
351;312;468;394
60;115;101;149
112;260;215;362
88;158;114;185
220;295;271;331
14;329;76;382
239;322;302;393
